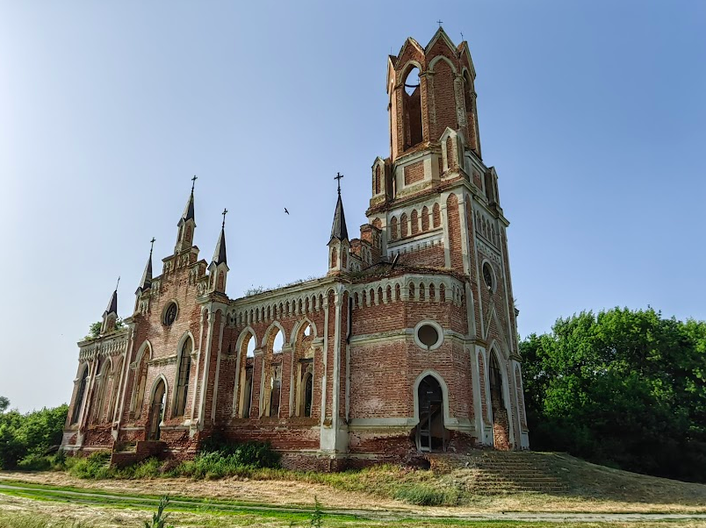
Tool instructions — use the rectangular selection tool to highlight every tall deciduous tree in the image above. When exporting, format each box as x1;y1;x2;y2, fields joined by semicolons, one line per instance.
521;308;706;482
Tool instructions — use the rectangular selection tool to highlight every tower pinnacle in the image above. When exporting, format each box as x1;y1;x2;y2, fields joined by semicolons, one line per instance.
329;175;348;242
175;178;197;252
212;209;228;266
136;238;155;293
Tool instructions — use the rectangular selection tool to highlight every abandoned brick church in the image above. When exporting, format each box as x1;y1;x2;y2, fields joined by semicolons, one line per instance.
62;29;530;469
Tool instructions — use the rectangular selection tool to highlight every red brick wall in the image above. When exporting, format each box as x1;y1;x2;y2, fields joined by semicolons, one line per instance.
431;60;458;140
404;161;425;186
446;193;463;271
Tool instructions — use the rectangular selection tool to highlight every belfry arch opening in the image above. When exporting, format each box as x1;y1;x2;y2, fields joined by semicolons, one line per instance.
402;67;423;151
415;375;447;452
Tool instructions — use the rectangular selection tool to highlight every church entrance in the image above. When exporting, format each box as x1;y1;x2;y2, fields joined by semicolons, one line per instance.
489;353;510;449
147;380;166;441
416;375;447;452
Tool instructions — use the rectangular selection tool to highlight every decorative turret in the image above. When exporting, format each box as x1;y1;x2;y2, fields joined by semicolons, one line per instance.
100;279;119;334
175;176;197;253
327;173;350;275
208;208;229;293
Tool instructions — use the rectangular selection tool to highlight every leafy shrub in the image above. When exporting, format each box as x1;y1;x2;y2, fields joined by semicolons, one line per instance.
66;451;113;479
177;440;280;479
199;435;280;467
17;452;66;471
130;457;162;479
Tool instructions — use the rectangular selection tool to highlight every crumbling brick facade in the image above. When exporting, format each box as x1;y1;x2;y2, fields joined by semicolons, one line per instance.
62;29;530;469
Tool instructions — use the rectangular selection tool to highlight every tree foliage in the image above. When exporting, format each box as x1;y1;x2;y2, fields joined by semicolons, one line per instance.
0;397;68;469
85;318;125;339
521;307;706;482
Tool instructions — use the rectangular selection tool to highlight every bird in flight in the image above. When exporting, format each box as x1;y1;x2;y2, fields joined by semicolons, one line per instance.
284;207;290;215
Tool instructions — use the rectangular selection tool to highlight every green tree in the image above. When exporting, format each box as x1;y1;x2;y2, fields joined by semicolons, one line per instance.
521;308;706;482
0;397;68;469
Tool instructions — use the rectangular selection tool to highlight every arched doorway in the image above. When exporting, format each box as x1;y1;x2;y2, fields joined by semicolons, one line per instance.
489;352;510;449
147;379;166;441
416;375;447;452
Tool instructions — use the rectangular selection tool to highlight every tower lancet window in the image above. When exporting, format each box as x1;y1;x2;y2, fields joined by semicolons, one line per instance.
402;67;423;151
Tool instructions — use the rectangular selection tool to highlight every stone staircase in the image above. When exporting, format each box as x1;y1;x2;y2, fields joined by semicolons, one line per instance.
427;451;570;495
466;451;569;494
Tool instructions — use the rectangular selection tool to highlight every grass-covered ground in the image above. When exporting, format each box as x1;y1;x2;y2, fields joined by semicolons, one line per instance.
1;481;706;528
21;450;706;512
2;449;706;526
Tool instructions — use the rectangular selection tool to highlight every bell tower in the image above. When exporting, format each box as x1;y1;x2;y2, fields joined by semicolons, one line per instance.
367;28;503;275
388;28;480;164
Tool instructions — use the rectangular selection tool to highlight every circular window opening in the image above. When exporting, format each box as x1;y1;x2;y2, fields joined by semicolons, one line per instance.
482;262;494;292
417;324;439;348
163;302;178;326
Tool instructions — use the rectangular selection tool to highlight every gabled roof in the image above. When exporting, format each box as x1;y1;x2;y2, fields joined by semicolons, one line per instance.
393;36;425;69
424;27;458;55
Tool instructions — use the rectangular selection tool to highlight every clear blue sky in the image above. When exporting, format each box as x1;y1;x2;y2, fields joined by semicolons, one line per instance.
1;1;704;412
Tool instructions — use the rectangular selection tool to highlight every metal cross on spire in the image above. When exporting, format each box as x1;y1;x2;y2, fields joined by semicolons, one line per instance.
221;208;228;228
460;31;464;41
149;237;156;254
191;175;198;192
437;19;443;28
115;276;121;291
334;172;344;195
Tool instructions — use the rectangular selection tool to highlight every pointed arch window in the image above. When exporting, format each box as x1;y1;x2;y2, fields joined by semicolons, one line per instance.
174;337;193;417
240;333;256;419
269;365;282;417
92;360;109;424
299;360;314;418
71;365;89;425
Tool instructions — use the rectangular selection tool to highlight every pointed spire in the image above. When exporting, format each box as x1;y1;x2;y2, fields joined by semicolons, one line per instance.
105;278;118;316
212;209;228;265
329;173;349;242
180;175;197;223
137;238;155;292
